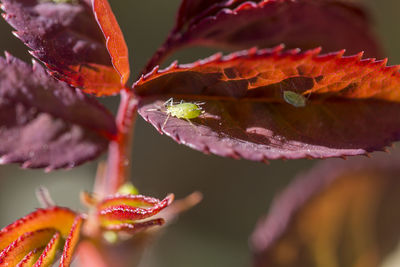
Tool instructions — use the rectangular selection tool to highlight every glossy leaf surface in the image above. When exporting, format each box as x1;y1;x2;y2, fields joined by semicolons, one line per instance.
0;0;125;95
251;155;400;267
137;47;400;160
0;54;117;170
92;0;130;85
156;0;381;71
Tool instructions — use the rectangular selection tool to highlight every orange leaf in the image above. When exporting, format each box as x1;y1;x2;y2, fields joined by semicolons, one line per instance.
136;47;400;160
93;0;130;86
0;229;55;266
33;232;62;267
136;46;400;102
59;216;83;267
0;207;76;251
52;63;123;96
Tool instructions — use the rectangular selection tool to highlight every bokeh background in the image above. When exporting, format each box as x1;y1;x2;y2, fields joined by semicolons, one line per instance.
1;1;400;266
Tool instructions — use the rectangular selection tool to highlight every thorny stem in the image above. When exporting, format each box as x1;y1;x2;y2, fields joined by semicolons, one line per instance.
103;88;138;196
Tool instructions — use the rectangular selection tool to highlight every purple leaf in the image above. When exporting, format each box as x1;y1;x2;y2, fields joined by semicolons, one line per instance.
182;0;382;56
175;0;239;30
250;154;400;267
0;53;117;170
0;0;124;95
147;0;382;72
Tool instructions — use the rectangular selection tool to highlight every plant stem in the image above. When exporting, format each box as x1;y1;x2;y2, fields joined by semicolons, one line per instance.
100;34;179;196
103;88;138;195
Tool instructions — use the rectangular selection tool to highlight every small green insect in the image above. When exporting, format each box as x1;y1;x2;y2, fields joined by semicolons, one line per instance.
283;91;307;108
149;98;205;129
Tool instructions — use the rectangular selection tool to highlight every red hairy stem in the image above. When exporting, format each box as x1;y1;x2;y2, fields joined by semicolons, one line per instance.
103;88;138;195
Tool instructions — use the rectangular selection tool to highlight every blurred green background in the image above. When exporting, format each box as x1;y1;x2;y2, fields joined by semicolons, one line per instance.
1;1;400;266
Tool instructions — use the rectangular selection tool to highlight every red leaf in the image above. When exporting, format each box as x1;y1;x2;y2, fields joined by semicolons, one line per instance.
0;207;76;251
0;53;117;170
0;208;82;267
136;47;400;160
147;0;382;72
92;0;130;86
181;0;382;56
98;194;174;223
0;229;55;266
251;155;400;267
59;216;83;267
98;194;162;210
0;0;126;95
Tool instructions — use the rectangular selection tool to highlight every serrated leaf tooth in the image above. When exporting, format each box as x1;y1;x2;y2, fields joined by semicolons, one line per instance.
372;58;388;68
3;51;14;63
11;30;22;40
22;161;34;169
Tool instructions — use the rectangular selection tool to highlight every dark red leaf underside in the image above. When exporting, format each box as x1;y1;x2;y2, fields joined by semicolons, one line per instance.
136;47;400;161
181;0;382;57
149;0;382;72
175;0;237;30
251;155;400;267
0;54;117;170
0;0;124;95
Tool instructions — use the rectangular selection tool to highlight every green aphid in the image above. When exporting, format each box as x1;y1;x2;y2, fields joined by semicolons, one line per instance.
283;91;307;108
162;98;204;129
